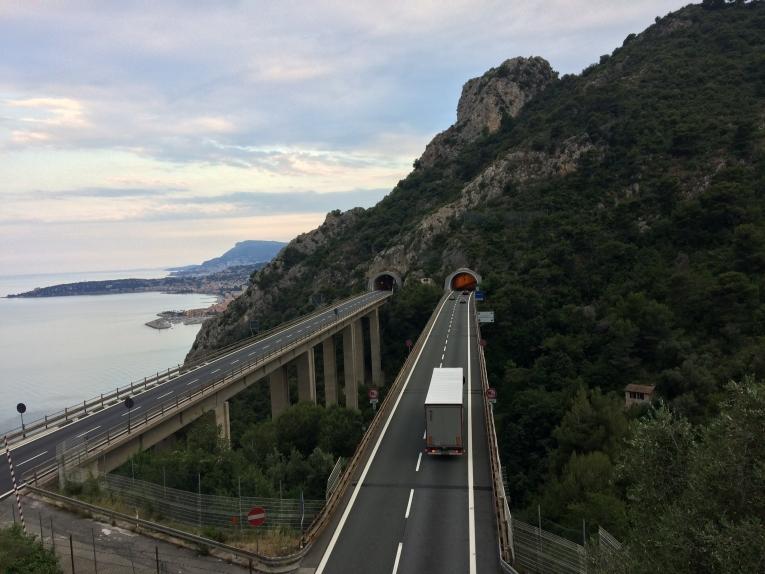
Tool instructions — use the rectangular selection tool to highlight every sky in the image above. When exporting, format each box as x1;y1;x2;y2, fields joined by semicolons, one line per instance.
0;0;690;275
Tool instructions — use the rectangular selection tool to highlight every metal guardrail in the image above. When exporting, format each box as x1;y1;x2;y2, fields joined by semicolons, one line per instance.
325;457;345;501
26;485;308;572
299;293;448;547
2;291;377;447
21;292;391;488
474;312;516;568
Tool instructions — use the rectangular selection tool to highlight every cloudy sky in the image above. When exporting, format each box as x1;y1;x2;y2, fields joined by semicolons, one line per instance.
0;1;688;275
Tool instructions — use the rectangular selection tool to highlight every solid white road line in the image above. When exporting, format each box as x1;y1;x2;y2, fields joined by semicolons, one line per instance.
186;378;199;386
405;489;414;518
416;452;422;472
423;430;426;440
467;294;477;574
315;294;452;574
392;543;403;574
156;391;173;400
76;426;100;438
17;450;48;466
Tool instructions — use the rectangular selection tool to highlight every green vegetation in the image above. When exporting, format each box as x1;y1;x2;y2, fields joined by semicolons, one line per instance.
115;402;363;500
185;3;764;569
0;524;61;574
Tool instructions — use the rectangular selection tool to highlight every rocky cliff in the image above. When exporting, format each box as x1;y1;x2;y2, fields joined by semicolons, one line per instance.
189;2;765;370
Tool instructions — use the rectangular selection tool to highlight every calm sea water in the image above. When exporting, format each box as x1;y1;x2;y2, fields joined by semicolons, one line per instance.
0;271;217;432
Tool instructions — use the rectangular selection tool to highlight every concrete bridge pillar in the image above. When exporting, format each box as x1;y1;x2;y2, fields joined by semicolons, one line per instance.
214;400;231;448
269;366;290;419
296;348;317;404
323;336;338;406
343;320;364;410
369;308;382;388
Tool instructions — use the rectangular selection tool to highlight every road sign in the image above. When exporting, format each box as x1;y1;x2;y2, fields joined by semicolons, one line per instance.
124;397;134;409
368;388;379;402
477;311;495;324
486;388;497;404
479;339;487;348
405;339;413;349
475;290;486;302
248;506;266;527
16;403;26;414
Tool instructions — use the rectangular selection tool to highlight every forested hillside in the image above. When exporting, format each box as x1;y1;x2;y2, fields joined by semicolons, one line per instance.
181;2;764;570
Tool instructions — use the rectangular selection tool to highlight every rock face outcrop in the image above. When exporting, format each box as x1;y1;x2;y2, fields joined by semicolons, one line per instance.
188;57;560;360
419;57;557;169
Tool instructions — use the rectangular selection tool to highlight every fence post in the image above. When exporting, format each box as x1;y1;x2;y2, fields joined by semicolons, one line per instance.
39;513;43;546
69;534;75;573
92;528;98;573
155;546;160;574
50;519;55;553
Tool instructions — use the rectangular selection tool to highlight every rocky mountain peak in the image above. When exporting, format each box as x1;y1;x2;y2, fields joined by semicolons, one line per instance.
419;56;557;168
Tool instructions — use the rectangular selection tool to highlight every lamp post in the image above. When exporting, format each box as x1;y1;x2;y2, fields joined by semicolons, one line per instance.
124;396;134;432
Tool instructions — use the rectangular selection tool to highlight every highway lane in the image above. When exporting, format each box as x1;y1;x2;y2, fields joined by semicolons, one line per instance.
0;290;389;497
315;292;500;574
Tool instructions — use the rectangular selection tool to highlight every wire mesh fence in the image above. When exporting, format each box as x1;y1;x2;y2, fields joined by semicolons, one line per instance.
512;518;588;574
98;474;324;532
6;508;252;574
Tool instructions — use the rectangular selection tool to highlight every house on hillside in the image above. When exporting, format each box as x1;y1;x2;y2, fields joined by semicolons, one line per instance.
624;384;655;407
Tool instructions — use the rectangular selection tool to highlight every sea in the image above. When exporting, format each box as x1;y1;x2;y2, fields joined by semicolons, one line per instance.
0;269;217;433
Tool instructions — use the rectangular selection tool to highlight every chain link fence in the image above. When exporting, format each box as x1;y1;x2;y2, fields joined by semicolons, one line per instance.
2;505;250;573
95;474;324;533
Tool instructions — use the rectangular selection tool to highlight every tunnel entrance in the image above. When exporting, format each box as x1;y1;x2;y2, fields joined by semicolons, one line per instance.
374;274;396;291
368;270;402;291
444;268;481;292
451;273;477;291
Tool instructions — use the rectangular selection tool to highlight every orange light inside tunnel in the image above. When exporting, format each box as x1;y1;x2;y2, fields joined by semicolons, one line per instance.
451;273;477;291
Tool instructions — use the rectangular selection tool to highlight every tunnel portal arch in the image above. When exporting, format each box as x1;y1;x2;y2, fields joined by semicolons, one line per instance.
368;270;402;291
444;268;481;292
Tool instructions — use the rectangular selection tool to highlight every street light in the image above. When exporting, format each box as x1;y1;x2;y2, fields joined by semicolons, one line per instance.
124;396;134;432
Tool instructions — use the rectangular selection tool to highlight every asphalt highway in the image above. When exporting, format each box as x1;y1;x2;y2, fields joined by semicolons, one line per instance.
313;292;500;574
0;290;389;498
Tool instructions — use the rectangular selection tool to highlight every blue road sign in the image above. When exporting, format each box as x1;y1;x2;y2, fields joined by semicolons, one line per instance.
475;290;486;301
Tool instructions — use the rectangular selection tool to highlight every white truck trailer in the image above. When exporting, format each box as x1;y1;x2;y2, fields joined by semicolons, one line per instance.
424;367;464;455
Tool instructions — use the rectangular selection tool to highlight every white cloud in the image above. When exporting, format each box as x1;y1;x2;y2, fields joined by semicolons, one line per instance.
0;0;691;274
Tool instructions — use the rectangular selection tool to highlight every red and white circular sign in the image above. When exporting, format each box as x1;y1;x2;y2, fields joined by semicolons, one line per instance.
486;388;497;400
247;506;266;527
368;388;379;400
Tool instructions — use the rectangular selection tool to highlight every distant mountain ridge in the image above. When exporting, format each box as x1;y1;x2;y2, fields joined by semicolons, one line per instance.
169;240;287;276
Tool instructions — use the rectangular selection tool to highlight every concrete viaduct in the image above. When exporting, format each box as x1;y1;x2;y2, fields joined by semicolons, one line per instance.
1;267;482;495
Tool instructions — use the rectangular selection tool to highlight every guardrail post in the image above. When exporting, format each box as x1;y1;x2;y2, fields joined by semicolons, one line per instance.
83;400;87;415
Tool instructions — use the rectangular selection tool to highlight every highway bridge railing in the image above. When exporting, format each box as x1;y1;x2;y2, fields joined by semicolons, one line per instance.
1;290;384;448
299;292;449;548
474;311;518;572
20;292;390;494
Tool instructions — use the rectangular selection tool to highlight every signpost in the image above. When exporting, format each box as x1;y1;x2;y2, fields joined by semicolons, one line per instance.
368;388;379;412
405;339;413;354
16;403;26;437
486;388;497;405
247;506;266;527
477;311;495;324
475;290;486;302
